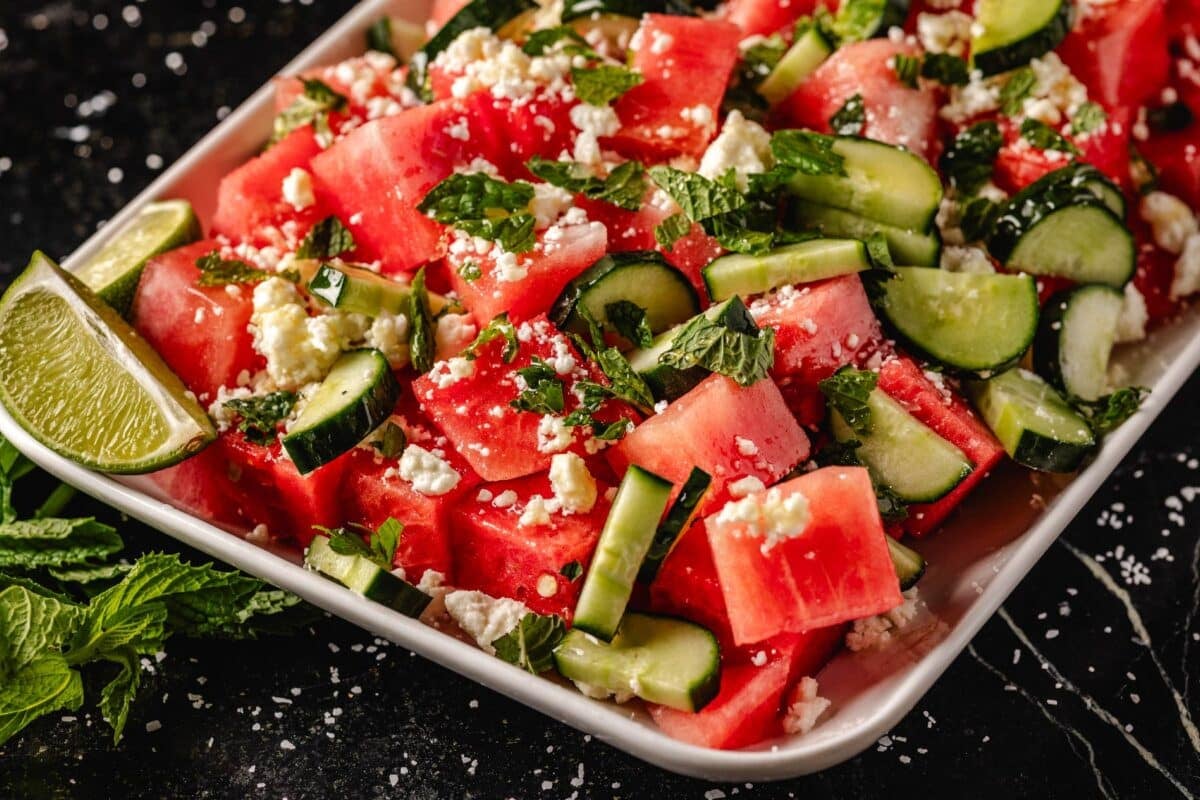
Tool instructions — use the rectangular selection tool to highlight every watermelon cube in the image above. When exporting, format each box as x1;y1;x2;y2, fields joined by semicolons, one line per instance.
647;522;734;648
721;0;820;37
148;442;256;531
130;241;261;402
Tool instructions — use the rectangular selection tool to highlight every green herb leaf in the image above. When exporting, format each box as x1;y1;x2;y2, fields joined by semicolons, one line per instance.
875;483;909;522
1000;67;1036;117
183;589;317;640
97;648;139;743
491;612;566;674
366;16;395;56
830;93;866;136
419;172;538;253
864;232;896;272
817;438;863;467
409;266;436;373
1020;118;1080;155
659;297;775;387
571;64;643;106
0;518;122;571
526;157;647;211
457;260;482;282
297;216;356;260
940;121;1002;195
818;0;897;44
272;78;348;145
1070;101;1107;135
920;53;969;86
510;358;566;414
560;561;583;581
772;129;845;175
818;366;878;436
1077;386;1149;435
463;313;520;362
605;300;654;348
326;528;372;559
195;251;275;287
594;347;655;410
893;55;920;90
371;421;407;459
0;585;83;672
959;195;1002;241
648;166;746;222
0;654;84;746
1147;102;1195;134
590;416;632;441
654;212;693;251
222;391;296;446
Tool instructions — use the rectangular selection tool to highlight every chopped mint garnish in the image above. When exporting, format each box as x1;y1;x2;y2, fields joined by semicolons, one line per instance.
463;313;520;363
371;421;407;459
366;16;395;56
892;55;920;90
324;517;404;570
195;251;290;287
491;612;565;674
605;300;654;348
648;166;747;222
522;26;598;58
1070;102;1107;135
659;297;775;387
571;64;643;106
272;78;348;145
408;266;435;374
959;195;1002;242
418;172;537;254
222;391;298;446
818;365;878;436
560;561;583;581
830;93;866;135
1020;118;1080;155
940;121;1002;196
920;53;969;86
510;358;566;414
999;67;1036;117
1077;386;1149;436
654;212;692;251
526;157;647;211
296;216;356;260
457;260;482;282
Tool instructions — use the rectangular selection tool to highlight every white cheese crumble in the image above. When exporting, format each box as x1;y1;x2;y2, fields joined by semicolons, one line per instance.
444;590;528;654
713;487;811;554
537;414;574;454
530;181;575;229
569;103;620;166
436;28;573;103
364;311;410;369
435;313;478;359
572;680;634;703
518;494;556;527
697;110;772;192
1115;282;1150;343
846;590;921;651
782;677;831;735
916;10;973;56
281;167;315;211
428;356;476;389
1140;191;1198;254
549;452;597;514
940;245;996;274
728;475;766;499
1172;233;1200;300
398;444;461;496
735;436;759;457
492;489;519;508
250;278;367;391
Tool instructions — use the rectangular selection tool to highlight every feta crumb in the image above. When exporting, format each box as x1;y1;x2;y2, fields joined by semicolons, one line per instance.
281;168;315;211
846;590;921;651
728;475;766;499
250;278;367;390
530;181;575;229
940;245;996;274
1140;191;1198;254
697;110;772;192
398;444;461;496
444;590;528;654
735;436;759;457
518;494;556;527
569;103;620;165
364;311;410;369
428;356;476;389
916;11;973;56
549;452;598;514
537;414;574;453
782;677;830;735
435;313;478;359
713;487;811;554
572;680;634;703
492;489;519;508
1115;282;1150;343
1172;233;1200;299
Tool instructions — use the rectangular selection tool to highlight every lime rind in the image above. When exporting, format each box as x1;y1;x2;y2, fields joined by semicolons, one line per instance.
0;252;215;473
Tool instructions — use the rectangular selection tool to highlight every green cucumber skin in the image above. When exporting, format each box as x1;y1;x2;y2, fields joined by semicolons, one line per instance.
562;0;694;21
788;201;942;267
886;535;926;591
988;200;1135;287
306;538;431;618
972;1;1071;76
282;351;401;475
637;467;713;583
1032;284;1122;401
1008;428;1093;473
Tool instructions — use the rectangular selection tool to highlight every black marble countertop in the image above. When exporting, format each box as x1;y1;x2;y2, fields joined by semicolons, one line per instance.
1;2;1198;797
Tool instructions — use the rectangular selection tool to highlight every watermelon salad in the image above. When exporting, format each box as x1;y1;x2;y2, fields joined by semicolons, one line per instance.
80;0;1200;749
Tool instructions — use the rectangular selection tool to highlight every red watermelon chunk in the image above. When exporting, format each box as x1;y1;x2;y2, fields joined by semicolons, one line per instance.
647;522;735;648
1059;0;1169;113
448;471;612;618
1143;125;1200;211
211;126;326;247
992;114;1132;194
415;315;635;482
875;356;1006;536
706;466;902;646
608;15;742;160
446;219;608;326
148;443;255;531
607;375;811;513
722;0;820;38
773;39;939;162
130;241;261;402
1131;235;1182;324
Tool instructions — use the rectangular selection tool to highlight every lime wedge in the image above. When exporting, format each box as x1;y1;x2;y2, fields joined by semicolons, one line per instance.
73;199;200;315
0;252;216;473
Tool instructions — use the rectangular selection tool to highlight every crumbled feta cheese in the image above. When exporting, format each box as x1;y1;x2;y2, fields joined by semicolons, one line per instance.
365;311;410;369
428;356;476;389
537;414;574;453
398;444;461;496
492;489;519;508
916;10;973;56
713;487;811;554
444;590;528;654
1171;233;1200;299
476;488;494;503
492;248;528;283
728;475;766;499
697;111;772;192
735;436;759;457
445;116;470;141
281;168;315;211
549;452;597;514
530;181;575;229
679;103;715;131
1023;53;1088;126
940;245;996;274
1141;191;1198;254
435;313;478;359
207;385;253;432
653;400;669;414
416;569;448;597
519;494;556;527
1115;282;1149;343
436;28;573;103
250;278;367;390
940;70;1001;124
572;680;634;703
782;677;830;735
569;103;620;165
846;590;921;651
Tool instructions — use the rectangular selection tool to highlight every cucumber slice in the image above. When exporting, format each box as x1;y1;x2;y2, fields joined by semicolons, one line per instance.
785;137;944;232
873;267;1039;375
282;349;400;474
823;0;911;44
549;252;700;348
1034;284;1123;402
305;536;431;618
789;200;942;267
702;238;870;302
1014;163;1126;220
971;0;1071;77
408;0;539;97
830;389;973;503
302;262;451;318
887;535;926;592
756;25;833;106
573;465;674;641
626;299;733;401
637;468;713;583
561;0;693;21
554;612;721;712
967;368;1095;473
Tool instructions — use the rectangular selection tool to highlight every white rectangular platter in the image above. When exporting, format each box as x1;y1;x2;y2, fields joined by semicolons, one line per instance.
3;0;1199;781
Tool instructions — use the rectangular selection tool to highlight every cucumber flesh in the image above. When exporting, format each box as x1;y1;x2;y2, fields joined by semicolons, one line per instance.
303;261;451;318
967;368;1095;473
305;536;431;618
554;612;721;712
282;349;400;474
831;389;973;503
702;238;870;302
637;467;713;583
573;465;674;642
785;137;944;232
789;200;942;267
756;26;833;105
1034;285;1123;402
874;267;1039;375
971;0;1071;76
549;252;700;348
991;202;1135;288
887;535;926;591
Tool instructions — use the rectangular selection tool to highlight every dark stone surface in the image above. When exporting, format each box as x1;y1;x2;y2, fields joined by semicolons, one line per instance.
0;2;1198;797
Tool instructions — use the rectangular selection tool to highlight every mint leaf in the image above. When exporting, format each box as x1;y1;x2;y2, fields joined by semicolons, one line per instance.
864;232;895;271
47;562;131;586
0;654;83;746
892;55;920;90
510;358;566;414
940;121;1002;195
571;65;643;106
654;212;692;251
605;300;654;348
0;518;122;571
830;93;866;135
463;313;520;362
326;528;372;559
370;421;407;459
560;561;583;581
0;585;83;672
178;589;315;640
457;260;482;282
921;53;969;86
1077;386;1149;435
371;518;403;567
527;157;647;211
272;78;348;144
818;0;898;44
67;603;169;666
659;297;775;387
648;166;746;222
875;483;909;522
409;266;435;373
1070;102;1107;136
1020;118;1080;155
765;129;846;179
297;216;356;260
491;612;565;674
959;195;1002;241
1000;67;1036;117
523;26;597;57
419;173;538;254
818;366;877;436
222;391;297;446
366;16;395;56
195;251;275;287
594;347;655;410
97;648;140;743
